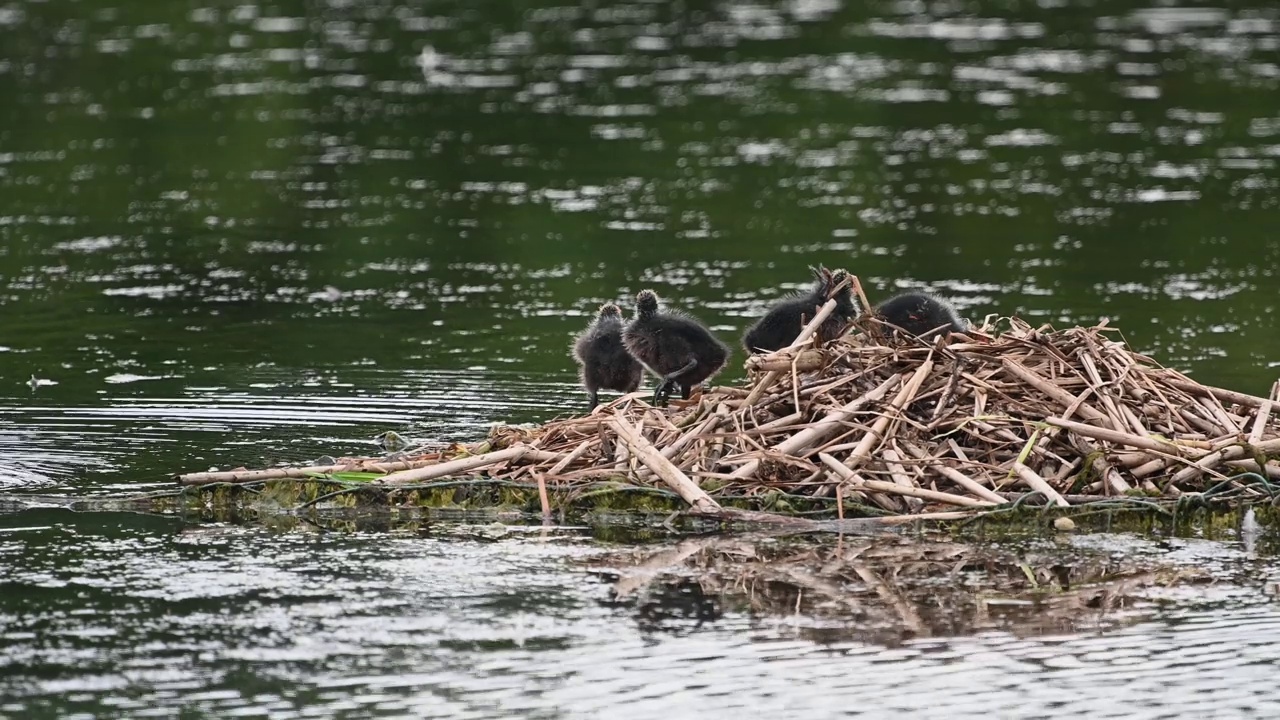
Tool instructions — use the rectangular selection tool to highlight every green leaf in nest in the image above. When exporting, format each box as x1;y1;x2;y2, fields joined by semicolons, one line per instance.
303;471;385;483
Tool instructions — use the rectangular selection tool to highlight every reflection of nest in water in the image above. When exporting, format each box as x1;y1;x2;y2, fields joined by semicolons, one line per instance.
592;534;1213;644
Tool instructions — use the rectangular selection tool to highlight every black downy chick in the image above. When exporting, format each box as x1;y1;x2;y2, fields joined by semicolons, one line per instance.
623;290;730;406
742;266;857;353
874;292;969;339
572;302;644;411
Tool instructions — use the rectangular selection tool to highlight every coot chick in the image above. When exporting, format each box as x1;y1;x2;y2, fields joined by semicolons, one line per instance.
875;292;969;338
742;266;857;353
623;290;730;406
572;303;644;411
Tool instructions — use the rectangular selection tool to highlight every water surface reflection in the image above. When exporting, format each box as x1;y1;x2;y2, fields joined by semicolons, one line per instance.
1;511;1277;718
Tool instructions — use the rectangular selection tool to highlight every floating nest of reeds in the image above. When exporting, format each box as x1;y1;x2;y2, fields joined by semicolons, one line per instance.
176;293;1280;526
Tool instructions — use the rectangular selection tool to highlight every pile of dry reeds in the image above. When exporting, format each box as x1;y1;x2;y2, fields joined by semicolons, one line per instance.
177;288;1280;524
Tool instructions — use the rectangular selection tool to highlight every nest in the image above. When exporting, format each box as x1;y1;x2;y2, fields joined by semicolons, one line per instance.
177;293;1280;524
478;316;1280;517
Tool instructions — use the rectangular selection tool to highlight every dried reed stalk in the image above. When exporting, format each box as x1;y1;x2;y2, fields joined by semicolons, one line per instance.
377;446;560;486
611;415;721;515
728;374;902;480
820;453;993;508
1011;462;1069;507
178;458;441;486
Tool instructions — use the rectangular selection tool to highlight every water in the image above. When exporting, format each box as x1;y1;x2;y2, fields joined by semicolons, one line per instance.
3;512;1279;718
3;0;1280;715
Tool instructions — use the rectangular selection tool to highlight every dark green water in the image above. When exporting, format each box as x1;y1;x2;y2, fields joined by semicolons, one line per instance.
3;0;1280;716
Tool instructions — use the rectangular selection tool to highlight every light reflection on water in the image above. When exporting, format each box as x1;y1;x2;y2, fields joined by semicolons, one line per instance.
0;369;578;490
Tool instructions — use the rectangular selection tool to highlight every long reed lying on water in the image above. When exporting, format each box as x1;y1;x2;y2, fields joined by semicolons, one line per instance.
177;285;1280;523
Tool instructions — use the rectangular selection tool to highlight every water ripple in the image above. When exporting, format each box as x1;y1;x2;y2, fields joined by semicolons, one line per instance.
4;522;1277;718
